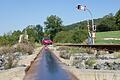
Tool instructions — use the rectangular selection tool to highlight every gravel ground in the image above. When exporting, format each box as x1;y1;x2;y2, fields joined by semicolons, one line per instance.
0;47;42;80
0;45;119;80
49;45;120;80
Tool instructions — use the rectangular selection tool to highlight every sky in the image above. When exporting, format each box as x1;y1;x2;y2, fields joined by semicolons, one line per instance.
0;0;120;35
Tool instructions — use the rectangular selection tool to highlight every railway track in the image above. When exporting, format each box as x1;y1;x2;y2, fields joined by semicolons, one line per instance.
55;44;120;51
23;46;78;80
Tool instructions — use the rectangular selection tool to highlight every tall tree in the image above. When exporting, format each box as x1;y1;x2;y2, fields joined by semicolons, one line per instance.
44;15;63;40
115;9;120;30
12;30;22;43
23;25;43;43
96;13;117;32
35;25;43;42
0;30;22;46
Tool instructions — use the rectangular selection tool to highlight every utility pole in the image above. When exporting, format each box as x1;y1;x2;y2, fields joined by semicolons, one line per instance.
77;5;96;45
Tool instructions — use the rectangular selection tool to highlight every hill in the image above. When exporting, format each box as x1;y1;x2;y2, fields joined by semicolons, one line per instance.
64;11;120;32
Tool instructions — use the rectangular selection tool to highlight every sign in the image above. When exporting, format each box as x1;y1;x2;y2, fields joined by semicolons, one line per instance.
92;32;96;38
77;5;86;11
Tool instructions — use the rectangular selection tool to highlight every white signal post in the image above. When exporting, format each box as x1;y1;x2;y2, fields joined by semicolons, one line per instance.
77;5;96;45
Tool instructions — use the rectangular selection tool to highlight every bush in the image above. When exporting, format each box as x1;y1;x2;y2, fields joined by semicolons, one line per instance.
85;58;96;67
0;43;35;70
54;28;87;43
16;43;34;55
4;53;18;69
59;50;71;59
0;46;15;55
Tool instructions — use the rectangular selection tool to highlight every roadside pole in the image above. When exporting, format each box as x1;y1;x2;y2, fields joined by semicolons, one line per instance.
77;5;96;45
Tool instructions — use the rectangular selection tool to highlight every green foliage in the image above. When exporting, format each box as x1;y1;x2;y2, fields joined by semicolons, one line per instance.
36;25;43;42
96;24;110;32
53;31;70;43
0;25;43;47
71;28;87;43
0;43;35;69
96;13;118;32
54;28;87;43
65;11;120;32
12;30;22;42
0;30;22;46
23;25;43;43
44;15;63;40
85;58;96;67
115;9;120;29
64;21;87;31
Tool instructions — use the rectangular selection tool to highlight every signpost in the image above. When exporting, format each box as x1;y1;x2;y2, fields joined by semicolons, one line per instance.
77;5;96;45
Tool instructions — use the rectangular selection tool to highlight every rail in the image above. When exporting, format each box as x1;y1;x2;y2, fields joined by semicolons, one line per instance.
23;46;78;80
55;43;120;51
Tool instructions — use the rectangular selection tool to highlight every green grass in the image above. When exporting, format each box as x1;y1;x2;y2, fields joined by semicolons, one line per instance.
95;40;120;44
96;31;120;38
95;31;120;44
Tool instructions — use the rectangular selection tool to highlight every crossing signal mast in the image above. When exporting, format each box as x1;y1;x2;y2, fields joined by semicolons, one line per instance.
77;5;96;45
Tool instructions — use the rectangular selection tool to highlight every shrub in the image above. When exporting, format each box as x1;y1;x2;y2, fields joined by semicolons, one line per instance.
4;53;18;69
54;29;87;43
85;58;96;67
0;46;15;55
0;43;35;70
59;52;71;59
16;43;34;55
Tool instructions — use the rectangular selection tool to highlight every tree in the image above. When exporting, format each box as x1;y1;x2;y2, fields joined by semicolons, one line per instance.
96;24;110;32
54;31;71;43
12;30;22;43
23;25;43;43
115;9;120;30
0;30;22;46
44;15;63;40
35;25;43;42
96;13;117;32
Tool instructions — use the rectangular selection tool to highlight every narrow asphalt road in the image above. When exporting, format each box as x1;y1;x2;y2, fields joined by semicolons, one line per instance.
23;46;78;80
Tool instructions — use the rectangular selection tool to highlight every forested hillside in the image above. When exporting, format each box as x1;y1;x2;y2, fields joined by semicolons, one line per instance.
64;11;120;32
